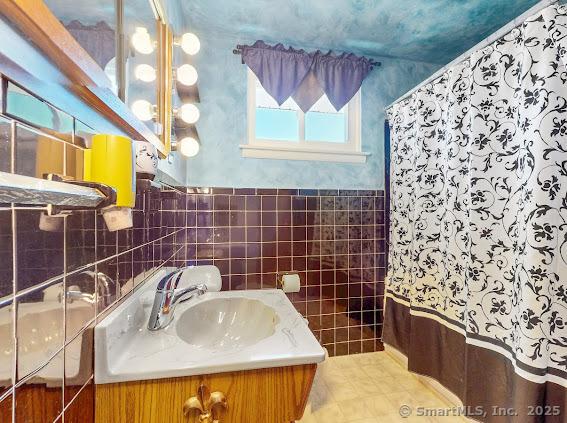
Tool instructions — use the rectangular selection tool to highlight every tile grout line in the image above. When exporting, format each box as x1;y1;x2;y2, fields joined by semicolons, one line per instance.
61;215;68;414
331;196;337;356
10;201;16;420
57;375;94;421
244;194;249;288
259;194;263;289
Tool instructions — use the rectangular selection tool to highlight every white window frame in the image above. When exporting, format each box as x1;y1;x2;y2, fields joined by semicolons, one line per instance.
240;69;370;163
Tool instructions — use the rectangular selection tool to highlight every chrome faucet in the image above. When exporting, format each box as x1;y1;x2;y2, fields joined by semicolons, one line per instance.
148;267;207;331
61;271;117;310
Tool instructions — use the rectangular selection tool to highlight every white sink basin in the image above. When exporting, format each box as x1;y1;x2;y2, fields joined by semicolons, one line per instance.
94;267;325;384
176;298;279;350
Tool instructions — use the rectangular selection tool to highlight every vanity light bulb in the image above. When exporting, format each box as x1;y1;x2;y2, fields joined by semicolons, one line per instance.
132;27;154;55
179;103;200;124
178;137;200;157
180;32;201;55
131;99;154;121
135;64;156;82
177;64;198;86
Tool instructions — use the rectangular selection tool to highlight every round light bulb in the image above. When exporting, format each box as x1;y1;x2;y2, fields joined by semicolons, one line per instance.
131;99;154;121
180;32;200;55
134;64;156;82
178;137;200;157
131;27;154;55
176;64;198;86
179;103;200;124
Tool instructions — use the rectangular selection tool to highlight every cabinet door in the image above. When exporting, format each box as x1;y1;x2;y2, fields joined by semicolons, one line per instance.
194;365;316;423
95;364;316;423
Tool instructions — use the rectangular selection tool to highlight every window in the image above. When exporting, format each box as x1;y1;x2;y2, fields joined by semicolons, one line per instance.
241;69;369;163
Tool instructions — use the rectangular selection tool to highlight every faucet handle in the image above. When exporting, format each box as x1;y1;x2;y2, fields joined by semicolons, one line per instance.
174;283;208;305
148;272;209;331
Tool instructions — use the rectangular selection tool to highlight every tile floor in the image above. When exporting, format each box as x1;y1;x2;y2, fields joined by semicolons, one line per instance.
298;351;467;423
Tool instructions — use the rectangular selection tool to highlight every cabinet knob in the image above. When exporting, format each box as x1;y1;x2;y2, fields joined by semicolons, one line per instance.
183;383;228;422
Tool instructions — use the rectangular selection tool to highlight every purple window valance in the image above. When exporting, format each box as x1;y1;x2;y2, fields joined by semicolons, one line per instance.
238;41;379;112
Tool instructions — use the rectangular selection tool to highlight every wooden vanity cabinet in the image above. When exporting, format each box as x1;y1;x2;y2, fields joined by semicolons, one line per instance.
95;364;316;423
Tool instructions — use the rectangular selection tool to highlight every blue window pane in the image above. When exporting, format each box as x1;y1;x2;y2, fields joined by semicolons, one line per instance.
256;108;299;141
305;112;346;143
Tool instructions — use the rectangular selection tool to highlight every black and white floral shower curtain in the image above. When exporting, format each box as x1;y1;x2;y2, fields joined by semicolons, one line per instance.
384;4;567;421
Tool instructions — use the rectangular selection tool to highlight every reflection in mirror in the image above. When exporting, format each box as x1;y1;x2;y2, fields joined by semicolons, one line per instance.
6;83;73;139
118;250;134;296
96;257;119;315
104;57;118;94
0;394;11;422
64;269;96;342
0;117;10;173
12;121;85;181
64;324;93;406
66;211;96;274
45;0;118;94
125;0;159;134
0;301;14;399
0;210;12;299
75;120;96;149
15;210;64;293
13;280;65;421
64;379;95;422
15;125;63;179
16;281;64;382
15;349;63;423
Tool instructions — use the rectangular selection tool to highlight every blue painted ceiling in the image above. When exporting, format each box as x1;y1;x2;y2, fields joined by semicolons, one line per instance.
181;0;541;64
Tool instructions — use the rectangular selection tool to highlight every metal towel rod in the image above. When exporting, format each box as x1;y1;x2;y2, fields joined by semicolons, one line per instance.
0;171;115;210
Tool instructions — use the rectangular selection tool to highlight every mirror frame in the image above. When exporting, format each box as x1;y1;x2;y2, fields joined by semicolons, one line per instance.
156;17;173;157
0;0;173;157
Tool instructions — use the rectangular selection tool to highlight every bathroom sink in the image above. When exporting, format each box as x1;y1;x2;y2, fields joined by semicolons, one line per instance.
95;267;325;384
176;298;279;350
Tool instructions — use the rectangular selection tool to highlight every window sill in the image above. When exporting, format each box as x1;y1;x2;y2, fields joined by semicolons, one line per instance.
240;145;370;163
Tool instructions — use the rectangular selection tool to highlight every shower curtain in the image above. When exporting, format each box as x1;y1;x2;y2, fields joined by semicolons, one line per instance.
384;4;567;422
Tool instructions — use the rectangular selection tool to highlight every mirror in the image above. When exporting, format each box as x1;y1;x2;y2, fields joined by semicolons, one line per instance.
41;0;172;156
123;0;159;134
44;0;118;94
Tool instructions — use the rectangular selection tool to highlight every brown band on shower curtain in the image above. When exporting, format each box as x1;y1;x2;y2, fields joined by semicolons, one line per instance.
383;297;567;423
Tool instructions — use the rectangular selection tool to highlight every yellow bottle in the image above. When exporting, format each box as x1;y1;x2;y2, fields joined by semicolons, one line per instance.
84;134;136;230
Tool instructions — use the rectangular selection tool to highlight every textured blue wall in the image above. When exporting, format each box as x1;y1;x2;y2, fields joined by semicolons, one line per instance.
181;0;540;65
186;33;439;189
